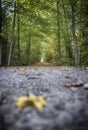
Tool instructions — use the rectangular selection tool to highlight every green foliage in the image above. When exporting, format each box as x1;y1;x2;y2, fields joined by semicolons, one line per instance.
1;0;88;66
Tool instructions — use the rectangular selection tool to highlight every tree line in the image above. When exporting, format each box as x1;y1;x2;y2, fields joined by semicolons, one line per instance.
0;0;88;66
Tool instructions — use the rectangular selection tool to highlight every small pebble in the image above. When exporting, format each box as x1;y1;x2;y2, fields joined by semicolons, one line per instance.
83;83;88;89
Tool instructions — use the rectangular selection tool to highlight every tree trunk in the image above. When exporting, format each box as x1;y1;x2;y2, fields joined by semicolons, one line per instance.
8;1;16;66
62;2;73;65
56;0;61;62
0;43;2;65
26;38;31;65
0;0;2;65
17;13;21;65
70;0;80;66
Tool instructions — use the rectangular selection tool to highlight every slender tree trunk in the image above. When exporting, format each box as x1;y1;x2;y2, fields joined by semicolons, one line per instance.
26;38;31;65
62;2;73;65
56;0;61;62
70;0;80;66
0;0;2;65
17;13;21;65
62;3;68;44
79;2;83;65
8;1;16;66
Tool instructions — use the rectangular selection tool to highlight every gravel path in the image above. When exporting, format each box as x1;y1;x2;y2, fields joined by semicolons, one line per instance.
0;67;88;130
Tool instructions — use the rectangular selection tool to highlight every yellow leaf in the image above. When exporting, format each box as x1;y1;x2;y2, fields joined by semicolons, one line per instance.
34;101;43;111
15;94;47;110
37;96;47;106
15;100;27;108
29;93;37;101
15;96;29;108
16;96;28;101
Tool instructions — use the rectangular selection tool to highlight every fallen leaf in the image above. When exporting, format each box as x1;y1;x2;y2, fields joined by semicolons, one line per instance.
34;101;44;111
37;96;47;106
28;93;37;101
15;96;30;108
64;82;72;87
15;93;47;111
18;71;27;75
72;79;84;87
18;69;27;75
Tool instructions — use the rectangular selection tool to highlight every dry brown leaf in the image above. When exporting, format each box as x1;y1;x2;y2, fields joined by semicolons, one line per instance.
64;82;72;87
72;79;84;87
18;69;27;75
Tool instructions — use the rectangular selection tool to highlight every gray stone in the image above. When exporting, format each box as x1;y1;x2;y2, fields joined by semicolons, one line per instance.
83;83;88;89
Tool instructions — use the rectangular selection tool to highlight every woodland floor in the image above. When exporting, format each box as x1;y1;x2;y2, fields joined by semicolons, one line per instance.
0;64;88;130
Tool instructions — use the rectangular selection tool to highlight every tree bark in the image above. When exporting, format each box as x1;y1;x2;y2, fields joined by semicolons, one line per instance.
8;1;16;66
62;2;73;65
0;0;2;65
56;0;61;62
26;38;31;65
70;0;80;66
17;13;21;65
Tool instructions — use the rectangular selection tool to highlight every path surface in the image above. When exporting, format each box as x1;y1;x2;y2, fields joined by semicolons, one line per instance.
0;67;88;130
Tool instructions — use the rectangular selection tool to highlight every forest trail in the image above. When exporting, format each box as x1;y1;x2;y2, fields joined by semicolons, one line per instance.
0;67;88;130
32;62;55;66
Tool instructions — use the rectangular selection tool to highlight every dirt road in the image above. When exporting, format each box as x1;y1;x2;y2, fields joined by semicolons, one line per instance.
0;67;88;130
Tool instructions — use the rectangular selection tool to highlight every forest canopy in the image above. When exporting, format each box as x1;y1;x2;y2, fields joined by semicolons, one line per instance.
0;0;88;66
